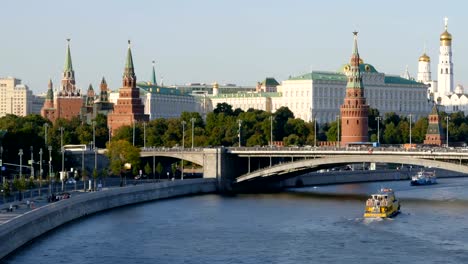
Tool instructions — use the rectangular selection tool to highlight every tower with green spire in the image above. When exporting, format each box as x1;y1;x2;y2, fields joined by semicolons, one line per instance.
151;60;158;86
424;104;445;146
61;38;77;95
108;40;149;135
340;32;369;145
99;77;109;102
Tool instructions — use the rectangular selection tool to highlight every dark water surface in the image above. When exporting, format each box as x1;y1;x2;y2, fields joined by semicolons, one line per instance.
3;178;468;264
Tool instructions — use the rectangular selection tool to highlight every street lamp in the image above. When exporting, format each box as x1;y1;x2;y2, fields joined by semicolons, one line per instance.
190;118;196;149
238;119;242;147
48;146;52;196
30;146;34;179
314;117;317;148
39;148;43;196
43;123;49;147
408;114;413;146
18;149;23;178
181;121;186;149
132;121;135;146
82;145;86;192
375;116;382;144
336;115;340;147
92;121;96;150
60;127;64;191
143;122;147;149
445;116;450;147
270;115;274;147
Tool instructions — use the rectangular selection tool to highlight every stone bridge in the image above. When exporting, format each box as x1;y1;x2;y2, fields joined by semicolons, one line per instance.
140;147;468;189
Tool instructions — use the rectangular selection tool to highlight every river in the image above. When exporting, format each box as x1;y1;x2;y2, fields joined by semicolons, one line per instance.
3;177;468;264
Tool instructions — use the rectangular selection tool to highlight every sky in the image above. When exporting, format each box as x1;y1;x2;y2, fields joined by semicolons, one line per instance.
1;0;467;94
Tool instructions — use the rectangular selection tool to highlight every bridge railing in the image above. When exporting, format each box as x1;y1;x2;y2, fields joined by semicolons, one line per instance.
140;147;205;152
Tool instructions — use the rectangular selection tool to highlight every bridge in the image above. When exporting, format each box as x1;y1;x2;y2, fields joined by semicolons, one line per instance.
140;147;468;189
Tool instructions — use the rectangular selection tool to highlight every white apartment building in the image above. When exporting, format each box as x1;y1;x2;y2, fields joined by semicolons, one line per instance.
0;77;33;117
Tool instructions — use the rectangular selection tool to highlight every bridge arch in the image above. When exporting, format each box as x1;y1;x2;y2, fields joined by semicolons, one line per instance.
236;155;468;183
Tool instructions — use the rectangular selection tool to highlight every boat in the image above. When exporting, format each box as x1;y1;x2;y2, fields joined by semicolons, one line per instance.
410;170;437;186
363;188;400;218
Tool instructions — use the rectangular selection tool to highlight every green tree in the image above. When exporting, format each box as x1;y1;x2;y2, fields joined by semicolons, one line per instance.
284;134;300;146
383;122;401;144
156;162;163;181
412;117;428;143
213;103;234;116
171;163;177;179
144;162;151;178
101;168;108;187
273;107;294;140
326;121;338;142
92;168;99;191
106;140;141;185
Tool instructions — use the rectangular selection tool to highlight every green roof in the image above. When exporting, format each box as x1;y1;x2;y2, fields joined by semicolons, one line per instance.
288;70;425;86
137;83;190;96
261;78;279;86
384;76;423;85
64;40;73;72
339;63;378;73
210;92;282;99
288;71;346;82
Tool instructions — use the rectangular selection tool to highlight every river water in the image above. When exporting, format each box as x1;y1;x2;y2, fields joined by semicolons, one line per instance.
3;177;468;264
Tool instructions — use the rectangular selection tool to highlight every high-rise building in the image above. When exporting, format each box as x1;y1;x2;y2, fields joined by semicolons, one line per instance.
0;77;33;117
340;32;369;145
41;39;83;122
107;41;149;134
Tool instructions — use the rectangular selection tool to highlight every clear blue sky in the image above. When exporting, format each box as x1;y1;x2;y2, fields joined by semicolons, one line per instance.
1;0;467;93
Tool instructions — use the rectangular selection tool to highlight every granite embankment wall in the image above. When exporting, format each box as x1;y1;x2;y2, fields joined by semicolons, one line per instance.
281;169;467;188
0;179;217;260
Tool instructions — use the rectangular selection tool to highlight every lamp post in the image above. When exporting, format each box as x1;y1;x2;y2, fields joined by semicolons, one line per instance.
445;116;450;147
39;148;43;196
190;118;195;149
82;145;85;192
181;121;186;149
48;146;52;196
92;121;96;150
270;115;274;147
336;115;340;147
314;117;317;148
44;123;49;147
375;116;382;144
143;122;147;149
152;151;155;182
408;114;413;146
132;122;135;146
60;127;64;191
30;146;34;179
18;149;23;178
238;119;242;147
108;126;111;144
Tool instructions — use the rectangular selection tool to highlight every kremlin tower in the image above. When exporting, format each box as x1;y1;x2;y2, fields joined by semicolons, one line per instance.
423;104;445;146
41;39;83;122
107;41;149;134
339;32;369;145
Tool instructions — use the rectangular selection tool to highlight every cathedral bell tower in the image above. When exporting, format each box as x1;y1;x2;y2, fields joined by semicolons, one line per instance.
340;32;369;145
437;17;454;96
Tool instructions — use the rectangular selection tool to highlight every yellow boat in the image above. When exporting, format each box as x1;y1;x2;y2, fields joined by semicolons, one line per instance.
363;188;400;218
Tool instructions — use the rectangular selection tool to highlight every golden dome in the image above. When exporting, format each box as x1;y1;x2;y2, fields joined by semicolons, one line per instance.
419;53;430;62
440;30;452;45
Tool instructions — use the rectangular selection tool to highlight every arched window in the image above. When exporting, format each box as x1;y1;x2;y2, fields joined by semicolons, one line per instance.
446;68;449;74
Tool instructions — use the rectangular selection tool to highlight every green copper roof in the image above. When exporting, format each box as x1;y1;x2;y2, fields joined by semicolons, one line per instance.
339;63;378;73
151;61;157;85
288;71;347;82
46;79;54;100
124;40;135;78
210;92;282;99
101;76;106;85
262;78;279;86
88;84;94;91
64;39;73;72
383;76;422;85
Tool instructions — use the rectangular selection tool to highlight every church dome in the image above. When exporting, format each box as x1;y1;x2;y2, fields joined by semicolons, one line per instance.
440;30;452;45
419;53;430;62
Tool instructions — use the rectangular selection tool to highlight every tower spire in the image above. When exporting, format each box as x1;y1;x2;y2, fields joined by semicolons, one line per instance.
151;60;158;86
64;38;73;72
125;40;135;74
352;31;359;55
444;17;448;30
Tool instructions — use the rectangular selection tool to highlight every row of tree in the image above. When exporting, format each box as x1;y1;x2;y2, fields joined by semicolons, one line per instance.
0;104;467;179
